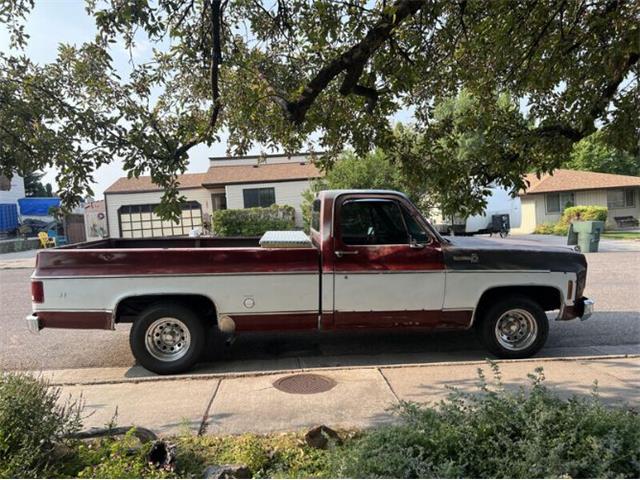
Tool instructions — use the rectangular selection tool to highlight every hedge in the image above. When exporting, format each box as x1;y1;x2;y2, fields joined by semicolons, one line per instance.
211;205;296;236
534;205;608;235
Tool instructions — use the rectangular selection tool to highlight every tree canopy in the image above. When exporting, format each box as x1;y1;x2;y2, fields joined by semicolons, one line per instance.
1;0;638;217
564;131;640;176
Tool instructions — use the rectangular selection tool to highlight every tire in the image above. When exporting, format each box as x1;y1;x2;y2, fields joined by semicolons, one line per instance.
478;296;549;359
129;303;206;374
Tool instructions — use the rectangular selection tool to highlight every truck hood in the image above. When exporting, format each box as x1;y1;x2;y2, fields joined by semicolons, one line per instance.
442;236;587;274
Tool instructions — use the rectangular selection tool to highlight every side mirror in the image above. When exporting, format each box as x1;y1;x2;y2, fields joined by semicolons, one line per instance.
409;238;425;249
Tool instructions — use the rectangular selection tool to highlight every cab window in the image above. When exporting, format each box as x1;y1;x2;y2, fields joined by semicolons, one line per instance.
401;206;430;243
340;199;409;245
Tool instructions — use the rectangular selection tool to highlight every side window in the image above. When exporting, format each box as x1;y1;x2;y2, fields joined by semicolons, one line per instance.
340;200;409;245
401;206;430;243
311;199;321;232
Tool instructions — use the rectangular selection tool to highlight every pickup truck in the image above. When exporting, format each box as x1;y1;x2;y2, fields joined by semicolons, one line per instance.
27;190;594;374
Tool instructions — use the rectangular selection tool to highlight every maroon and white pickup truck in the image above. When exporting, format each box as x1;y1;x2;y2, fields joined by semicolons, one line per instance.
28;190;594;374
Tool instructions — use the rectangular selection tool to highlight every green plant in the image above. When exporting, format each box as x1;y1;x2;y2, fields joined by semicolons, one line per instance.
533;223;556;234
535;206;608;236
211;205;296;236
0;372;83;478
73;430;170;479
333;365;640;479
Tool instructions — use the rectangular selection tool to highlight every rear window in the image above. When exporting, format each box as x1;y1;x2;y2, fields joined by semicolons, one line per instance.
311;199;321;232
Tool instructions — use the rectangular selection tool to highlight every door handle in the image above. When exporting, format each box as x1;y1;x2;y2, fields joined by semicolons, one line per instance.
335;250;359;258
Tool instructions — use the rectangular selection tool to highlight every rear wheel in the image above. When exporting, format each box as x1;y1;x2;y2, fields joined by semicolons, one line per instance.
130;303;206;374
478;296;548;359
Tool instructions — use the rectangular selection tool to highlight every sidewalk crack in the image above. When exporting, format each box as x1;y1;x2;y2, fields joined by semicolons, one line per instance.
198;379;222;436
377;367;400;403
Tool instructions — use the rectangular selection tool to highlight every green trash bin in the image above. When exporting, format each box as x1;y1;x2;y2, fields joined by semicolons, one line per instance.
568;221;605;253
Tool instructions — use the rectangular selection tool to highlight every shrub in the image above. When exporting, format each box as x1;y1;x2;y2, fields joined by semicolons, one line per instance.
534;206;608;236
211;205;296;236
0;372;83;478
333;365;640;479
533;223;556;234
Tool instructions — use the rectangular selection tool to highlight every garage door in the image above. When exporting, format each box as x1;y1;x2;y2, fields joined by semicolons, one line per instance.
118;202;202;238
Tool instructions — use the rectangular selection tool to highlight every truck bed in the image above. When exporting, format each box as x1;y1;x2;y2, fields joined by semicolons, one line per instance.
56;236;262;249
35;236;320;277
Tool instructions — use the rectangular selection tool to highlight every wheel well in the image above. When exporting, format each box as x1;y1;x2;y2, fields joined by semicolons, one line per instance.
115;294;217;324
474;285;562;325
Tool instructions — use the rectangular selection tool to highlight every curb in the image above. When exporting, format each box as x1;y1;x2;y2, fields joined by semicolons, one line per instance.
37;353;640;387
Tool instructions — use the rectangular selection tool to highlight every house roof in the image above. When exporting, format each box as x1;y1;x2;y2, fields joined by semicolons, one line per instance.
201;161;321;187
522;169;640;195
104;162;322;194
104;172;211;194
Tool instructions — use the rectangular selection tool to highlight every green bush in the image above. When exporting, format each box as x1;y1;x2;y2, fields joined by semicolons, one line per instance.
333;365;640;479
0;372;83;478
533;223;556;234
534;206;608;236
211;205;296;236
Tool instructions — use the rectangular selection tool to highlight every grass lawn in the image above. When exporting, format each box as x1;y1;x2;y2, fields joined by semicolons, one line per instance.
602;231;640;240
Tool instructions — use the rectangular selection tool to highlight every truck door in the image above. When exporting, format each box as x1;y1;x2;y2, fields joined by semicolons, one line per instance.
332;195;447;328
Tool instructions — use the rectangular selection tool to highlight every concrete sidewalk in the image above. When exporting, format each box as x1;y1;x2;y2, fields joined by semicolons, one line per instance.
44;355;639;437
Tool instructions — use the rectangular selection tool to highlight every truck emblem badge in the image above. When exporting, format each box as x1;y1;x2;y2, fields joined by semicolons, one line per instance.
453;253;479;263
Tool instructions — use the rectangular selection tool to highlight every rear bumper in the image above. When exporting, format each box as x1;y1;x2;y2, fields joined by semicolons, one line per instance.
558;297;595;321
26;311;114;332
26;314;41;334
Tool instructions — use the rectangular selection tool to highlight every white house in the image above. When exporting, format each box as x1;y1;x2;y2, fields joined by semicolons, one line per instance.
0;174;26;206
103;153;322;238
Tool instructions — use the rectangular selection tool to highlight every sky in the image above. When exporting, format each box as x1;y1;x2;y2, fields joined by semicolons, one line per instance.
1;1;419;199
0;1;258;198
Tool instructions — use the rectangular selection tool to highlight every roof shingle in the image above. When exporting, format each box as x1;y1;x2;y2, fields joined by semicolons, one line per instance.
104;162;322;194
522;169;640;195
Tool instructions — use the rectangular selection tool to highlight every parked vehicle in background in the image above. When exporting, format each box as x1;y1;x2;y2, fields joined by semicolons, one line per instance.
27;190;593;374
433;185;522;236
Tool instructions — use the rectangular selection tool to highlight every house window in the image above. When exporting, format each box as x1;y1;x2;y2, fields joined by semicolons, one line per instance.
243;187;275;208
546;192;575;213
607;189;635;209
211;193;227;210
118;201;202;238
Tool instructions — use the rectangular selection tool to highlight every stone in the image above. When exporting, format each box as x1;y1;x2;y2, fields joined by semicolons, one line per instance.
304;425;342;449
202;464;252;479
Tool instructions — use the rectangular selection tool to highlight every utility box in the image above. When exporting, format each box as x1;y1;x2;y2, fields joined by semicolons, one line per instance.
568;221;605;253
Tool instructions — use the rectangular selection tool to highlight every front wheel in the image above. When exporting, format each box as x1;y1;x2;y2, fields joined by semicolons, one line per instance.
478;296;548;359
130;303;206;374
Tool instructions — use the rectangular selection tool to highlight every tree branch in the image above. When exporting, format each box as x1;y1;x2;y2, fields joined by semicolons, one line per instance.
280;0;427;124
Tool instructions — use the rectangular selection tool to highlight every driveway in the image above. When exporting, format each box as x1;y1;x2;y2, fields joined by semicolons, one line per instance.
1;247;638;377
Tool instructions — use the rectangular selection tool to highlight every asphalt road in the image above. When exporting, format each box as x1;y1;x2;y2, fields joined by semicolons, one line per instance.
1;249;638;374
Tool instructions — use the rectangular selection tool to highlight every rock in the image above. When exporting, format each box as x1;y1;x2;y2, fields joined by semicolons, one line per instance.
147;440;176;472
304;425;342;449
202;464;252;479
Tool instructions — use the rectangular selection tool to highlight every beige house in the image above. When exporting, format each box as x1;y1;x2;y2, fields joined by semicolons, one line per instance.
103;153;322;238
514;169;640;234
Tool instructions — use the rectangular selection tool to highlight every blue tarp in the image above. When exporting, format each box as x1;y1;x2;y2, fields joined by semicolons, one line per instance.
18;197;61;216
0;204;18;232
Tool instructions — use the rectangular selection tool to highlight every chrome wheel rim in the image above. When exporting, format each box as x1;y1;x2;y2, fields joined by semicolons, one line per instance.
495;309;538;351
145;317;191;362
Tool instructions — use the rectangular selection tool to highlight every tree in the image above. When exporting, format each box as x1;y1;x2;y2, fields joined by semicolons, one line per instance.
23;171;54;197
391;91;539;220
564;132;640;176
300;148;429;229
1;0;638;218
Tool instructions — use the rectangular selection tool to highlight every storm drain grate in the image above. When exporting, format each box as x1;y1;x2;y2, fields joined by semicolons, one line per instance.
273;373;337;394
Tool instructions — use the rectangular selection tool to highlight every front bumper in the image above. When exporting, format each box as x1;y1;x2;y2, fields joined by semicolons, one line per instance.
581;298;595;321
26;314;41;334
558;297;595;321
